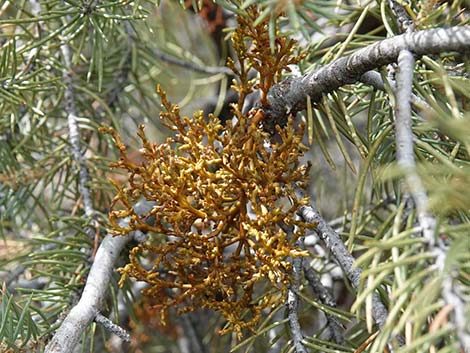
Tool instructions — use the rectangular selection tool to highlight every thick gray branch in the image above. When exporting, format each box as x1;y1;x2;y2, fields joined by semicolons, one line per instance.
264;26;470;130
45;234;130;352
45;200;154;353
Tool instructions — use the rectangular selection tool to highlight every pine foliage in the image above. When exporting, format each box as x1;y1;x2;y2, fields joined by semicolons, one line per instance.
0;0;469;352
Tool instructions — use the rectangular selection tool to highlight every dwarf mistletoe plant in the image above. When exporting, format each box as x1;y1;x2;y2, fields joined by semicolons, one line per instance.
102;7;311;335
1;1;469;353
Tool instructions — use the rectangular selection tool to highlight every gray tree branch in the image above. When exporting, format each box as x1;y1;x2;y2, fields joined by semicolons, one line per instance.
264;26;470;131
302;261;345;345
287;258;307;353
297;204;403;346
95;313;131;343
45;200;154;353
60;42;95;220
394;50;436;245
394;49;470;352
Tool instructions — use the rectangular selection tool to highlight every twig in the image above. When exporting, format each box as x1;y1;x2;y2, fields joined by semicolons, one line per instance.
6;278;48;293
264;26;470;131
45;199;154;353
287;259;307;353
60;43;95;220
97;21;134;115
150;46;232;75
359;70;431;111
441;280;470;351
302;261;345;345
394;49;470;352
394;50;436;245
95;312;131;343
297;204;401;345
387;0;415;33
287;219;307;353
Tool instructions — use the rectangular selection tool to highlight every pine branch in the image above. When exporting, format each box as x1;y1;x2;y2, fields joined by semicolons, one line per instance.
149;46;232;75
297;203;403;346
95;312;131;343
264;26;470;131
281;219;307;353
3;0;85;296
60;42;95;220
302;261;345;345
279;217;307;353
394;50;436;245
287;256;307;353
359;71;431;111
44;199;154;353
394;49;470;352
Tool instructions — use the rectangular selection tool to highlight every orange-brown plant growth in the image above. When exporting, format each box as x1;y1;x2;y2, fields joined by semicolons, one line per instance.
227;7;305;107
103;7;311;336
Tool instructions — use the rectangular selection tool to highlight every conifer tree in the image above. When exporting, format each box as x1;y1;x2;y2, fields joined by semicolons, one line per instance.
1;1;469;353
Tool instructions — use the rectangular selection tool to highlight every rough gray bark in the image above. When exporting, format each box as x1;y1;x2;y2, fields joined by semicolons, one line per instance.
95;313;131;343
298;205;397;339
263;26;470;132
60;43;95;220
394;49;470;353
303;261;345;345
45;200;154;353
287;257;307;353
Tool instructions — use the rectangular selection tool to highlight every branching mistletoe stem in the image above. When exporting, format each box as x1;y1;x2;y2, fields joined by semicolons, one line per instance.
101;6;311;338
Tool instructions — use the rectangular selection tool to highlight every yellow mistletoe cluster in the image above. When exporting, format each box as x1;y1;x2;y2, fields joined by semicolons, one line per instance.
103;6;311;335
